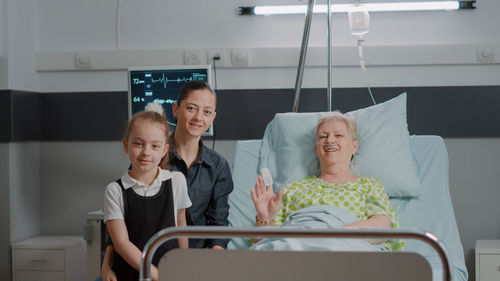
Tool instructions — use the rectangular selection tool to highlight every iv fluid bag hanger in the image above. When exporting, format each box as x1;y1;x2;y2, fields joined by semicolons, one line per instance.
348;6;370;71
348;8;369;35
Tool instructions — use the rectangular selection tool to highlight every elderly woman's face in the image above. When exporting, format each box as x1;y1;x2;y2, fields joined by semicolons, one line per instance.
315;120;359;168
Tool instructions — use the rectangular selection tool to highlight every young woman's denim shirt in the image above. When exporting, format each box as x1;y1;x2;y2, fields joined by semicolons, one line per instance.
169;138;234;248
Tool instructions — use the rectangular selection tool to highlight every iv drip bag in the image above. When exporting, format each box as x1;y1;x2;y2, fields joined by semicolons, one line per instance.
348;8;370;36
348;5;370;72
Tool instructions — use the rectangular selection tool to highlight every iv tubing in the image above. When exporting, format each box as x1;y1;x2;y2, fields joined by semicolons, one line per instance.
327;0;332;111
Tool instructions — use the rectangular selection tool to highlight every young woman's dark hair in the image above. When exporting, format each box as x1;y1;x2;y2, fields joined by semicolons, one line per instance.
177;80;216;106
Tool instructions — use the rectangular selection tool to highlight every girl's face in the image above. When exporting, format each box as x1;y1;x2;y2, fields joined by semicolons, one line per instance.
172;89;216;138
123;118;169;175
315;120;358;168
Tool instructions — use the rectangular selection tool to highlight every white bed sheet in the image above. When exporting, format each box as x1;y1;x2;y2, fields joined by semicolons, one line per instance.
227;135;468;281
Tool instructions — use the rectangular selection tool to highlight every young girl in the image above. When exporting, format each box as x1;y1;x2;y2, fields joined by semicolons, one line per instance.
103;104;191;281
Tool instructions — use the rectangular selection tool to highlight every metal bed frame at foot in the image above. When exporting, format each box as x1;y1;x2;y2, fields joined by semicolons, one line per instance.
139;226;452;281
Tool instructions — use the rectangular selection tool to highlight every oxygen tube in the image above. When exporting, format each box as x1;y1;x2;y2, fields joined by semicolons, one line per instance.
348;3;370;72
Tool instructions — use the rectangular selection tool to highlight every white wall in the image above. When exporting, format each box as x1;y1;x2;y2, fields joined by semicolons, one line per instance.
0;144;11;281
446;138;500;278
2;0;500;280
36;1;498;52
39;142;129;234
0;0;7;89
15;141;128;281
9;142;41;242
0;0;3;56
35;0;500;92
0;142;42;280
1;1;42;278
7;0;38;91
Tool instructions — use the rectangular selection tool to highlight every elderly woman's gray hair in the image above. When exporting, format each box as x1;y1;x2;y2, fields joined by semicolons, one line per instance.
315;112;358;141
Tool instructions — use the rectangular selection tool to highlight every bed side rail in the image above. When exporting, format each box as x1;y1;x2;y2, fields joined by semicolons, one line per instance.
139;226;452;281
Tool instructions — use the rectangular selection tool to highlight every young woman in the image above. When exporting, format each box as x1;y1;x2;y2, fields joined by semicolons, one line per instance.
169;80;233;249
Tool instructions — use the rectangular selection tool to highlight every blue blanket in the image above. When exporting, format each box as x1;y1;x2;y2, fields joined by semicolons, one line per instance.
250;205;382;251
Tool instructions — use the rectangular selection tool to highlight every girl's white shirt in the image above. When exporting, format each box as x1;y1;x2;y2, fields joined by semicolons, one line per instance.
104;168;192;225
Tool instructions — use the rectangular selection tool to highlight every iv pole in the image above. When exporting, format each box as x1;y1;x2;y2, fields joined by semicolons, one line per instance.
327;0;332;111
292;0;332;112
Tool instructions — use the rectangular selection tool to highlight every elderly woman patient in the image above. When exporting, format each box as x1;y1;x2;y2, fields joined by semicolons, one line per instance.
251;112;404;250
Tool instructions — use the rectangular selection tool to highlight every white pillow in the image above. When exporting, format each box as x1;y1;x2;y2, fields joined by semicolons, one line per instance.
259;93;421;198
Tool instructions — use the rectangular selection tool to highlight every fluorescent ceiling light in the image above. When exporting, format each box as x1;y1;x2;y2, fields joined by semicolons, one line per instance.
250;1;463;15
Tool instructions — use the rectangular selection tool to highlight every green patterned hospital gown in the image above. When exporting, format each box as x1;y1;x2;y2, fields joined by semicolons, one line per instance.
275;176;405;250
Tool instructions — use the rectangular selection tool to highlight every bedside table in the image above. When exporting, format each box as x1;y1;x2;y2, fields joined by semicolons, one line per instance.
476;240;500;281
12;236;86;281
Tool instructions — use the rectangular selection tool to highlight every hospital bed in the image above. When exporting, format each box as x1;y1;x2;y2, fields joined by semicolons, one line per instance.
140;93;468;281
222;136;467;281
224;94;468;281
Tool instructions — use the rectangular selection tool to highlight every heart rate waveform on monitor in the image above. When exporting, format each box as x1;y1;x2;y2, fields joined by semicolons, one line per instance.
128;66;212;135
133;72;207;90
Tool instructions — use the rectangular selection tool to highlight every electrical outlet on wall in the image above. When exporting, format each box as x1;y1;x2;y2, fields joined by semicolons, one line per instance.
231;48;250;67
184;49;203;65
74;52;93;69
208;49;227;67
476;46;495;63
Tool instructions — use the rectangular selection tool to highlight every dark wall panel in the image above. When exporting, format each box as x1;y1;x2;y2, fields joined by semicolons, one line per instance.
11;91;42;141
215;86;500;139
214;89;295;140
404;86;500;137
41;92;128;141
0;90;12;142
324;86;500;138
1;86;499;142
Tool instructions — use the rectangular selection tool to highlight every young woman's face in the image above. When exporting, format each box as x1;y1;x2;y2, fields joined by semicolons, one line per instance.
123;118;168;174
172;89;216;138
315;120;358;168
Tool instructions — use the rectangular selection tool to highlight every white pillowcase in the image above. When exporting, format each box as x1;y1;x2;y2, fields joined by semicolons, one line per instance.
259;93;421;198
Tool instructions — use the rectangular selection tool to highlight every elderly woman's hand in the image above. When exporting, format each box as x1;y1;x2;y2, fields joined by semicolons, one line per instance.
250;175;283;225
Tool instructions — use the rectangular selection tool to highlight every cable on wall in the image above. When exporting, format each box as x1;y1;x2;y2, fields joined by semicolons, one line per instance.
116;0;121;50
211;55;221;150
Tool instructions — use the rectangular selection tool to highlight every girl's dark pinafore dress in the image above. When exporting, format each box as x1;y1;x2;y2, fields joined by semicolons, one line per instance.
112;179;178;281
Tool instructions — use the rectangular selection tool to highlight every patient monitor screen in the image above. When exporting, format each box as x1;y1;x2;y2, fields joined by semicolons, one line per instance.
128;66;212;135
